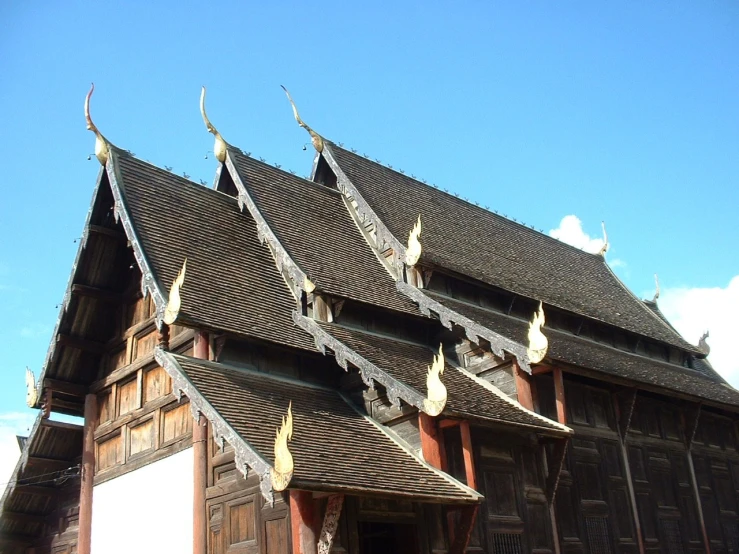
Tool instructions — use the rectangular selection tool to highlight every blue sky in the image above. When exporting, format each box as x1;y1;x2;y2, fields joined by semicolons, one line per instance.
1;1;737;480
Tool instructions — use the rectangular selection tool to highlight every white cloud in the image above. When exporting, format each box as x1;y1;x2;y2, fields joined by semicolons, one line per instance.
549;215;606;255
0;412;36;487
659;276;739;387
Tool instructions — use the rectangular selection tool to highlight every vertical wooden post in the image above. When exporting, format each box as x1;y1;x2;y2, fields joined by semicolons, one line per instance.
290;490;318;554
459;421;476;490
684;405;710;554
449;420;480;554
419;412;443;469
513;361;534;411
78;393;97;554
193;331;209;554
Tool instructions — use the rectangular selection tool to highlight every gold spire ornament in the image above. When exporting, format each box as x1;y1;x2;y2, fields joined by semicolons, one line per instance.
423;344;447;416
280;85;324;153
598;221;609;256
85;83;110;165
527;302;549;364
200;87;228;163
270;402;294;491
303;276;316;294
25;368;38;408
163;259;187;325
405;216;422;266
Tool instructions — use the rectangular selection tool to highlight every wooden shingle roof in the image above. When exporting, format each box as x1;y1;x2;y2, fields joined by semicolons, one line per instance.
159;352;482;504
325;143;699;354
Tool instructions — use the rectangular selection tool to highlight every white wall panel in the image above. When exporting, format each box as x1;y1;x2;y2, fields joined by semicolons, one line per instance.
91;448;193;554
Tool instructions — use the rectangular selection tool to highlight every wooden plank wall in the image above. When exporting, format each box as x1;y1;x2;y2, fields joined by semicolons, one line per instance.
90;293;194;484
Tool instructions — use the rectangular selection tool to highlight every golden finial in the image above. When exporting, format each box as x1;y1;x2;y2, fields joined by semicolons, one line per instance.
653;273;660;302
270;402;294;491
527;302;549;364
85;83;110;165
25;367;38;408
303;276;316;294
405;216;422;266
598;221;609;256
423;344;447;416
200;87;228;163
163;259;187;325
280;85;324;153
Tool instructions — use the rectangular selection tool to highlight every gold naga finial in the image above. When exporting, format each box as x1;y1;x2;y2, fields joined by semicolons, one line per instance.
25;367;38;408
598;221;609;256
405;216;422;266
85;83;111;165
653;273;660;302
200;87;228;163
303;276;316;294
163;259;187;325
280;85;324;153
527;302;549;364
270;402;294;491
423;344;447;416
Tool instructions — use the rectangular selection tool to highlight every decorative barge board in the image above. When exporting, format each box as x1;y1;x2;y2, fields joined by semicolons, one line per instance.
0;415;83;554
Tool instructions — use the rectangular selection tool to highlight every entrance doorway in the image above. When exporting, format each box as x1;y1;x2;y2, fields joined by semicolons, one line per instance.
358;521;419;554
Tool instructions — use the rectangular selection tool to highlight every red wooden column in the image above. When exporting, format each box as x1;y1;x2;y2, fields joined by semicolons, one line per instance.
449;421;480;554
419;412;444;469
78;393;97;554
290;490;318;554
513;361;535;411
193;331;209;554
552;367;566;425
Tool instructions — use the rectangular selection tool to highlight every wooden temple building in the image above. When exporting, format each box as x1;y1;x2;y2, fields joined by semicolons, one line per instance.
1;85;737;554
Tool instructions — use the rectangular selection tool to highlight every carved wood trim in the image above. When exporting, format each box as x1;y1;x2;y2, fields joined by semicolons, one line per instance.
317;494;344;554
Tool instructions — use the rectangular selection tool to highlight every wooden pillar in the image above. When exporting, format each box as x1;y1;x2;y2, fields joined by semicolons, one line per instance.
193;331;209;554
513;361;534;411
419;412;443;469
78;393;97;554
684;406;710;554
449;420;480;554
459;421;476;490
290;490;318;554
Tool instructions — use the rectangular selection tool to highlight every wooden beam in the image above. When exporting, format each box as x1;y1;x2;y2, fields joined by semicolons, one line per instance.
438;419;462;429
290;490;318;554
78;393;97;554
42;378;87;398
25;457;72;472
449;505;479;554
44;397;84;416
1;511;48;526
12;485;59;497
88;224;127;242
513;361;534;411
418;412;443;470
70;284;122;303
317;494;344;554
552;367;566;425
612;391;645;554
532;364;555;376
56;334;106;355
545;438;568;503
683;405;711;554
193;331;209;554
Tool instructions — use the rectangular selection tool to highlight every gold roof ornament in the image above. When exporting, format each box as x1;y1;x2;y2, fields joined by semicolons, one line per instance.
698;331;710;356
25;367;38;408
270;402;294;491
303;276;316;294
405;216;422;266
527;302;549;364
653;273;660;302
280;85;324;153
200;87;228;163
598;221;609;256
163;259;187;325
423;344;447;416
84;83;111;165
